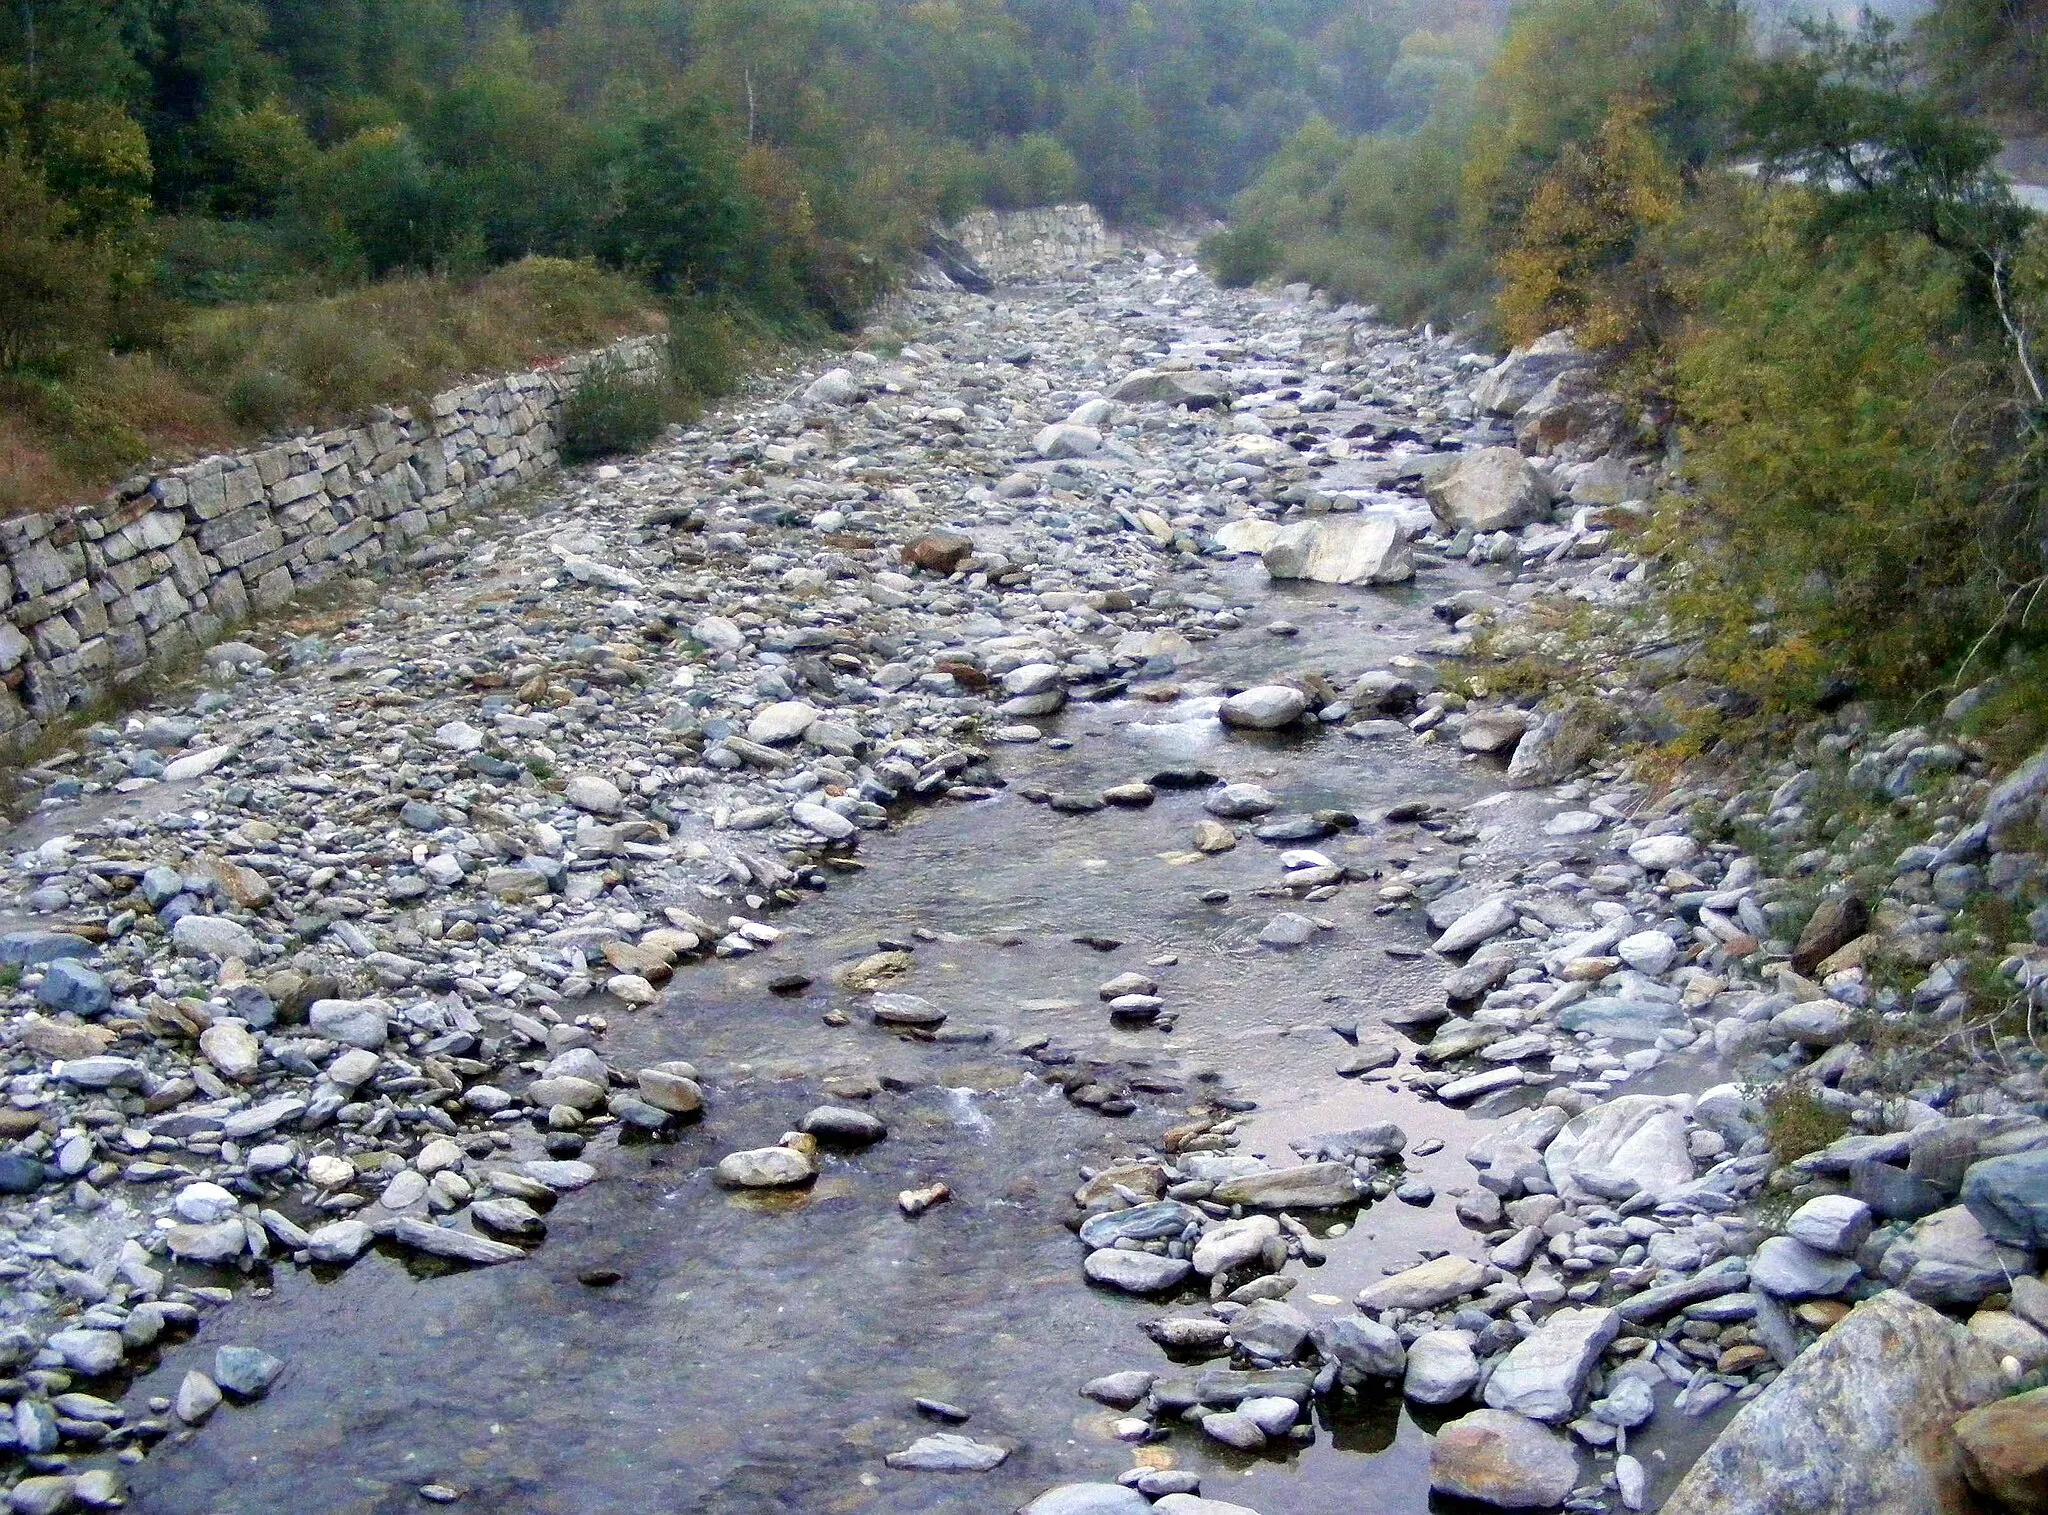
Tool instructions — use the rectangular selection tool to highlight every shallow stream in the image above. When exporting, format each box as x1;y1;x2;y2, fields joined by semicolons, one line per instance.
115;556;1728;1514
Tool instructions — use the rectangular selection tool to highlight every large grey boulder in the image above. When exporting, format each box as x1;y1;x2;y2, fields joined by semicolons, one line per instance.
1083;1250;1190;1294
1786;1195;1874;1256
1020;1484;1152;1515
1192;1215;1279;1276
713;1146;816;1189
1505;698;1611;789
885;1432;1009;1471
1260;516;1413;586
1213;518;1279;555
1212;1162;1362;1209
1471;331;1590;416
1750;1236;1860;1299
1405;1330;1481;1403
1962;1149;2048;1248
1514;367;1628;454
803;368;858;406
1035;423;1103;459
308;998;391;1050
1434;895;1520;955
1109;368;1229;409
1312;1315;1406;1382
1079;1200;1204;1249
171;914;259;961
1483;1306;1620;1422
1426;448;1554;533
1231;1300;1314;1360
1357;1254;1488;1312
1661;1290;2006;1515
1544;1096;1696;1203
1880;1206;2032;1305
1218;685;1309;730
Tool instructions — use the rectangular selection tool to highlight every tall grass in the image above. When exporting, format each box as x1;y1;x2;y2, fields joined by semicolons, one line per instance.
0;257;662;516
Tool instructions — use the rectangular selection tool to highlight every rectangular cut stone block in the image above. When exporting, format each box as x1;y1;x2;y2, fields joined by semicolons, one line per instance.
252;446;292;487
66;595;109;639
214;525;285;569
253;566;295;610
222;466;264;510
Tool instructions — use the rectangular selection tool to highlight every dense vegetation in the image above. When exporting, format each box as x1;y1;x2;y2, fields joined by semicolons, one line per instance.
1;0;1459;513
1922;0;2047;121
1206;0;2048;747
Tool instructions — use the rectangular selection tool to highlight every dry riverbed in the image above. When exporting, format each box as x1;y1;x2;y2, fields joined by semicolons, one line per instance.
2;236;2044;1515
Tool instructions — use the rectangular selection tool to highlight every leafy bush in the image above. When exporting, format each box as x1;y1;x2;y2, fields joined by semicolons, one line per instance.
1658;184;2017;707
663;299;743;402
560;354;667;462
153;216;322;306
1199;223;1283;287
1761;1082;1850;1164
594;104;756;297
223;367;299;431
1215;110;1495;326
979;134;1082;211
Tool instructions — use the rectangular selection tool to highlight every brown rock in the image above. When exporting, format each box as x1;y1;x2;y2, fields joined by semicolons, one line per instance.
900;531;974;574
603;940;673;982
0;1108;46;1137
1816;933;1877;977
1793;894;1869;977
1718;1344;1772;1374
19;1014;116;1060
931;656;989;691
200;855;274;909
1074;1161;1166;1206
1956;1386;2048;1512
1796;1300;1853;1329
834;950;913;991
1430;1408;1581;1508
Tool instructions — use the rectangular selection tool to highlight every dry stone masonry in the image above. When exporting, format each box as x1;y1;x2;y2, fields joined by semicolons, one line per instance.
948;205;1118;282
0;337;663;751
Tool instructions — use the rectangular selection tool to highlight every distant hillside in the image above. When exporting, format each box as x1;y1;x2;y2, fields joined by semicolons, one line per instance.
1919;0;2047;126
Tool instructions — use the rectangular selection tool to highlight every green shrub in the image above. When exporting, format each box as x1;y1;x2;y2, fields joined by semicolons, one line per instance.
1659;183;2021;708
1213;110;1496;327
224;367;299;431
561;354;666;461
663;298;742;402
979;134;1082;211
0;153;112;372
1761;1082;1850;1165
1199;223;1283;287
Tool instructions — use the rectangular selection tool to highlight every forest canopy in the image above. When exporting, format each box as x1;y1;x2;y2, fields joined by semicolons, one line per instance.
0;0;1501;512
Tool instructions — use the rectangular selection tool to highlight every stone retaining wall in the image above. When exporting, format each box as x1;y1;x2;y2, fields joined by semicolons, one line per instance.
948;204;1118;281
0;335;664;754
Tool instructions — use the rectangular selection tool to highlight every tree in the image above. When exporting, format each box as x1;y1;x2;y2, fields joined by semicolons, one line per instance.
310;123;455;275
0;152;110;370
1060;76;1158;220
1496;99;1683;349
594;103;756;295
1742;13;2023;310
1920;0;2047;118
